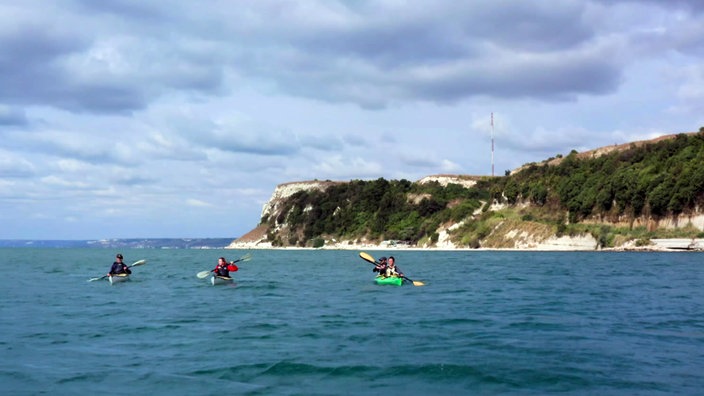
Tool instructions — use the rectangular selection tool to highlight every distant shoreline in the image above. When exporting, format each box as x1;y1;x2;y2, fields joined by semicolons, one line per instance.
0;238;235;249
226;239;704;252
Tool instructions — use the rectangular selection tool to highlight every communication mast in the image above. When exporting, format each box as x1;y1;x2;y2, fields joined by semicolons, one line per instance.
491;112;495;177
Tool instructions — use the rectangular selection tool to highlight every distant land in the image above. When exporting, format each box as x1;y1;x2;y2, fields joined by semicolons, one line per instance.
0;238;236;249
229;131;704;251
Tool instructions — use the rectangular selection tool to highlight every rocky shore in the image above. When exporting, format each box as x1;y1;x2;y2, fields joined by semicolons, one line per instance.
227;235;704;252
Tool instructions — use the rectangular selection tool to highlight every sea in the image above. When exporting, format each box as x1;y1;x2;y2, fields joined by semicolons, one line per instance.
1;249;702;395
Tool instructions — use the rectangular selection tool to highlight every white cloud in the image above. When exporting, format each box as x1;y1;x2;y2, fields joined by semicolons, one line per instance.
186;198;213;207
0;150;36;177
39;175;90;189
440;159;462;173
311;155;384;180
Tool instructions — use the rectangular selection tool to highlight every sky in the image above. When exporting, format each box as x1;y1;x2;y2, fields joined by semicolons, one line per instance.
1;0;703;240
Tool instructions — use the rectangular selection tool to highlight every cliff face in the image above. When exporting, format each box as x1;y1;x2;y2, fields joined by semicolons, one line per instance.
230;175;488;249
259;180;341;222
228;180;339;249
417;174;481;188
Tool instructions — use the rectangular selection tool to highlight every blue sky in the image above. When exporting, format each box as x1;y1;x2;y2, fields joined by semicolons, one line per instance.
1;0;703;239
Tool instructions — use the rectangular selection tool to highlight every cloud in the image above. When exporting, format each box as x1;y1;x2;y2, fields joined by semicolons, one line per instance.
0;150;36;178
440;159;462;173
137;131;209;162
674;65;704;107
0;0;684;115
1;0;703;239
0;2;226;114
6;129;133;165
186;198;212;207
399;154;441;169
215;1;628;108
40;175;91;189
203;125;301;156
311;155;384;180
2;1;701;115
0;105;28;126
595;0;704;13
499;126;589;153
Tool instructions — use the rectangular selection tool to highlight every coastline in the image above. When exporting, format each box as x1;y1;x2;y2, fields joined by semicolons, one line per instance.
226;238;704;252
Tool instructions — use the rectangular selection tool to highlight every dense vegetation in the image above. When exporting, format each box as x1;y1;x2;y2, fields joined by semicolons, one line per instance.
261;132;704;247
500;132;704;223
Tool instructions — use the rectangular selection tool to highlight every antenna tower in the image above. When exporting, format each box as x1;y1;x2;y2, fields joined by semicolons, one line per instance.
491;112;495;177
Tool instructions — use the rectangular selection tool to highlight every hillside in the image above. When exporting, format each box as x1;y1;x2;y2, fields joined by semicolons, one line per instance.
229;131;704;250
511;132;693;174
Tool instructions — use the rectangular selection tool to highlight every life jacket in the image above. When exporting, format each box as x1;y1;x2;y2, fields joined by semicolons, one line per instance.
112;262;125;274
215;265;229;277
385;266;399;277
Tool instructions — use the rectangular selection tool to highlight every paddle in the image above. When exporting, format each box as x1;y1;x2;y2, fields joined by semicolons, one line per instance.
196;253;252;278
88;259;147;282
401;275;425;287
358;252;425;286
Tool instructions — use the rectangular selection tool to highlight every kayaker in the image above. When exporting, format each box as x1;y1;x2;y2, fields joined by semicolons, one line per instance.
373;256;388;275
212;257;231;278
107;253;131;277
385;256;403;278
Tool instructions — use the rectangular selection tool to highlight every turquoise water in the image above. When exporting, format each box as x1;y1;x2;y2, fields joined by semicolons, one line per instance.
1;249;703;395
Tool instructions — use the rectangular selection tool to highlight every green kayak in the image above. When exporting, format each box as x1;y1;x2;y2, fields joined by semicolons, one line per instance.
374;276;403;286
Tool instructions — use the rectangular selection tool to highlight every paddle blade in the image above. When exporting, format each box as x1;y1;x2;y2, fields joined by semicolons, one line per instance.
87;277;103;282
130;259;147;267
359;252;376;264
231;254;251;264
196;271;211;279
402;276;424;286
